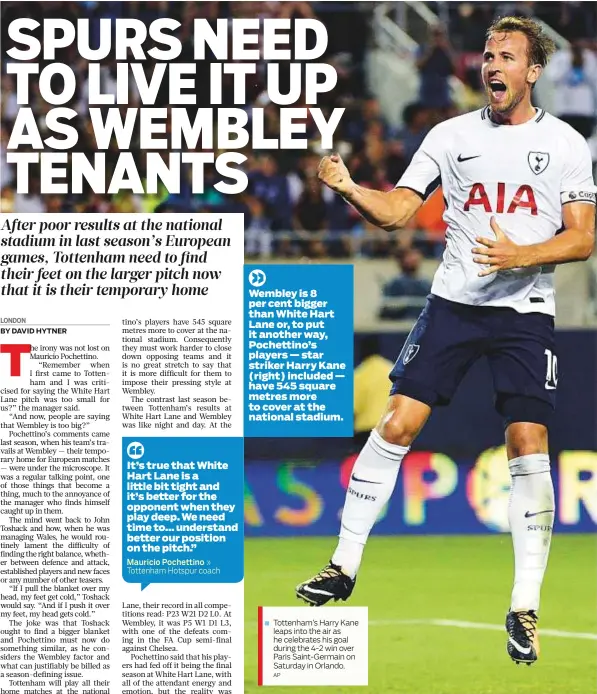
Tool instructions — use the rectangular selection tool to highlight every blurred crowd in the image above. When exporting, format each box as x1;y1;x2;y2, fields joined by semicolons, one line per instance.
443;1;597;50
1;1;596;275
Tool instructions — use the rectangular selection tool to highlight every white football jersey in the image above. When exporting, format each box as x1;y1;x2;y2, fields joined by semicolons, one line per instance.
397;107;597;315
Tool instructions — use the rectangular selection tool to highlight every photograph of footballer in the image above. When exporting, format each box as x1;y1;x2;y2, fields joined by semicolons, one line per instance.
296;15;597;668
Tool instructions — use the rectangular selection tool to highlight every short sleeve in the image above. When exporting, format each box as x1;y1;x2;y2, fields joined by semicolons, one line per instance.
396;127;443;200
561;134;597;206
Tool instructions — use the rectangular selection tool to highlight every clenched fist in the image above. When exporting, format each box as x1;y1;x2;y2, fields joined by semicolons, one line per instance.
317;154;354;196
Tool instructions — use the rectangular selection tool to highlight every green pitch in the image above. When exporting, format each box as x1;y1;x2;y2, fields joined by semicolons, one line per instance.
244;535;596;694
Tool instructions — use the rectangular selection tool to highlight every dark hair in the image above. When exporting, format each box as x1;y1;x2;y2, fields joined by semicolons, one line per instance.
486;16;556;67
402;102;424;127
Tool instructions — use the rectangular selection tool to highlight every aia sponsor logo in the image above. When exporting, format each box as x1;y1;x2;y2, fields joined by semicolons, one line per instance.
464;183;538;215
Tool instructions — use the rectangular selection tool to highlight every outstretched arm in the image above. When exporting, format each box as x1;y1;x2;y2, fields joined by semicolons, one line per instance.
472;203;595;276
318;154;424;231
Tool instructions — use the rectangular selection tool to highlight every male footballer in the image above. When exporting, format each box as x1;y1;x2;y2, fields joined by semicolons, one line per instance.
296;16;596;665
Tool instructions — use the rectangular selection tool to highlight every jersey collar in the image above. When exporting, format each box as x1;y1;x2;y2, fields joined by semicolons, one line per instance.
482;106;545;126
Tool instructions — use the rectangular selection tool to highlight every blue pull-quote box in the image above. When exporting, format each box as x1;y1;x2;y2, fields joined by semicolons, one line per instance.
122;437;243;589
245;264;354;437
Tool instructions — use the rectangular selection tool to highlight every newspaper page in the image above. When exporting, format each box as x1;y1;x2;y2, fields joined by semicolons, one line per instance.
0;2;358;693
2;3;597;694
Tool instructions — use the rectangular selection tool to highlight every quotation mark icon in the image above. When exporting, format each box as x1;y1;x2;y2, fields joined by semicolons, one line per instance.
248;269;267;287
127;441;144;459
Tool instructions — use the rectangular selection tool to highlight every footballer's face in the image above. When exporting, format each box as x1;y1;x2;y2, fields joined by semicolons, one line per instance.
482;31;541;114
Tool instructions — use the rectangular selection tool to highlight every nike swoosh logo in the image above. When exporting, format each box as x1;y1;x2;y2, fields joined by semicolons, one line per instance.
525;509;554;518
351;474;382;484
508;637;532;655
457;154;481;162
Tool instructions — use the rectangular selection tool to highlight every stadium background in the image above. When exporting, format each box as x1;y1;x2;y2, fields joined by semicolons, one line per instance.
1;2;596;692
